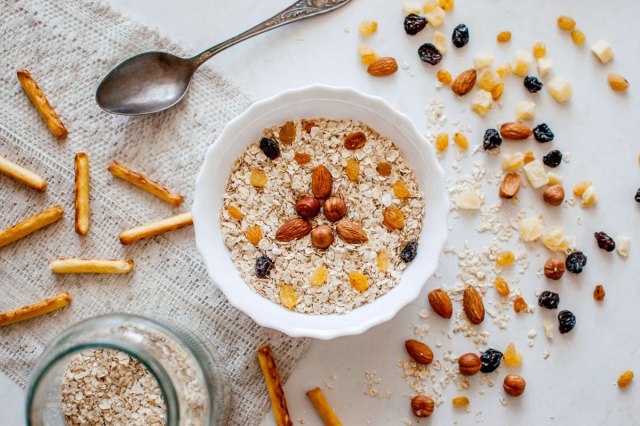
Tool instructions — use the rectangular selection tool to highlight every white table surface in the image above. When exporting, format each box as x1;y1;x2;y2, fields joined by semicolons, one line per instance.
4;0;640;424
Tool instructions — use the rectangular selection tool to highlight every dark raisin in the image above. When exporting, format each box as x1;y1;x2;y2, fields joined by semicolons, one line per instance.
594;232;616;252
565;251;587;274
479;348;503;373
400;241;418;263
255;255;275;278
543;150;563;168
452;24;470;48
558;310;576;334
418;43;442;65
538;291;560;309
635;188;640;202
483;128;502;150
404;14;427;35
533;123;554;143
524;76;544;93
259;137;280;160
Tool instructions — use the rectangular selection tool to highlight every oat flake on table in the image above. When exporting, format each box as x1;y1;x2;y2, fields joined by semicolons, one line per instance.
221;118;425;314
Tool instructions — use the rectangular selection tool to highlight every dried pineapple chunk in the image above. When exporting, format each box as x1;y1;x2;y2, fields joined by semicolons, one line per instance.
519;216;544;242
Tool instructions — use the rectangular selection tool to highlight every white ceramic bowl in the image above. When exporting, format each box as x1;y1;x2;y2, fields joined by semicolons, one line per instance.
192;85;448;340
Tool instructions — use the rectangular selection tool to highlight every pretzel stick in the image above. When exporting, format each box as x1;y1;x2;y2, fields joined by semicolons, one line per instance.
306;387;343;426
119;212;192;245
108;161;183;206
0;155;47;191
0;205;64;248
49;258;134;274
74;153;90;235
257;345;292;426
17;69;67;139
0;292;71;327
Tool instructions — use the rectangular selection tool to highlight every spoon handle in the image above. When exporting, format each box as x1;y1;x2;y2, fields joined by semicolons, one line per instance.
190;0;352;67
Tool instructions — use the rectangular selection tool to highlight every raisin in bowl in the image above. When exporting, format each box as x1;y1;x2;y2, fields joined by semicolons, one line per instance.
192;85;448;339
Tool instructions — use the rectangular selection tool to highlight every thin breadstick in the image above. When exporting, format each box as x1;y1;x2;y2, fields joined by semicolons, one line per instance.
306;387;343;426
119;212;192;245
0;205;64;249
17;69;67;139
108;161;183;206
0;292;71;327
257;345;292;426
0;155;47;191
74;153;90;235
49;258;134;274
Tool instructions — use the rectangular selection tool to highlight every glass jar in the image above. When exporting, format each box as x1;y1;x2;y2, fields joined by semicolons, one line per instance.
26;314;229;425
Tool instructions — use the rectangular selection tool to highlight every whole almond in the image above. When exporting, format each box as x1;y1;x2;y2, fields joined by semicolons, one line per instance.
311;165;333;198
427;289;453;319
405;339;433;365
463;285;485;324
451;69;477;96
499;122;533;140
499;172;521;199
410;395;434;418
335;219;368;244
367;57;398;77
275;218;312;242
458;353;482;376
503;374;526;397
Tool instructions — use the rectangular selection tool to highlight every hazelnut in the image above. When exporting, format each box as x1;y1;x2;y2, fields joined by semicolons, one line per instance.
503;374;526;397
410;395;434;417
295;196;320;219
543;185;565;206
323;196;347;222
458;353;482;376
544;258;566;280
310;225;334;249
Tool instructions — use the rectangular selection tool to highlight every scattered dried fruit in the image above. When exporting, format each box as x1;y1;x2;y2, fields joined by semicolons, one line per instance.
279;284;298;309
260;137;281;159
456;190;482;209
400;241;419;263
470;90;493;116
463;285;485;324
336;220;368;244
541;226;575;252
594;231;615;252
544;258;566;280
358;20;378;36
345;158;360;181
513;50;532;76
255;255;275;278
593;284;605;301
524;160;549;188
323;196;347;222
278;121;296;145
519;215;544;242
383;207;405;230
571;28;586;44
275;218;312;242
573;181;592;197
566;251;587;274
491;82;505;100
310;266;328;287
476;68;499;91
617;236;630;257
451;69;477;96
376;162;392;177
548;77;573;103
524;76;544;93
473;51;496;69
250;169;268;188
392;180;411;199
310;225;334;250
245;225;263;246
543;185;565;206
532;42;546;58
493;276;509;296
543;150;563;168
591;39;614;64
608;73;630;91
227;205;244;220
432;31;447;53
344;131;367;150
452;24;470;48
503;375;526;397
480;348;503;373
435;133;449;151
349;271;369;292
503;343;523;367
404;14;427;35
405;339;434;364
377;250;389;273
514;296;528;313
368;57;399;77
439;0;454;11
537;57;554;77
295;196;321;219
437;69;453;85
482;128;502;150
496;251;515;266
451;396;469;408
294;152;311;165
496;63;512;77
311;165;333;198
538;291;560;309
618;370;634;388
500;122;533;140
453;132;469;149
557;15;576;31
516;100;536;120
458;353;482;376
428;288;453;319
499;172;521;199
418;43;443;65
558;310;576;334
502;152;524;171
411;395;435;418
496;31;511;43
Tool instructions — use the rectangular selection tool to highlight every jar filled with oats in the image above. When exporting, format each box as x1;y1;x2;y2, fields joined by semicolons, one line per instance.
26;314;229;426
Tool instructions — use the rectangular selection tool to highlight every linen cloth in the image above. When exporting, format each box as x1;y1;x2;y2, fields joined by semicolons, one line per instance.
0;1;310;423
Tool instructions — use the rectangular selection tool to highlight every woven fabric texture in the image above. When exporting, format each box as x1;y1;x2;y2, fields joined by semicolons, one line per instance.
0;1;310;424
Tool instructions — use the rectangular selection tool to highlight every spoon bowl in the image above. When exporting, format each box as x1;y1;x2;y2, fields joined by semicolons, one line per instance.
96;52;195;115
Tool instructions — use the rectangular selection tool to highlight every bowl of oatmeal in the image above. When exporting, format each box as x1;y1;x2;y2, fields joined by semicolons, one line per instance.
192;85;448;339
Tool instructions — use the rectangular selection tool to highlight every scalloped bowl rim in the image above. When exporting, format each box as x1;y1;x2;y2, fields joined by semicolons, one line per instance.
192;85;449;340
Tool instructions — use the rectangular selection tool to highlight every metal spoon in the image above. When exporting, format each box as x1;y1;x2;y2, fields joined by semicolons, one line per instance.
96;0;352;115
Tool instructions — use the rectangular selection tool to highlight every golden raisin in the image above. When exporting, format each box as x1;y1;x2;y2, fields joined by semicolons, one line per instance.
294;152;311;165
593;284;605;301
514;296;527;313
618;370;634;388
377;251;390;273
349;272;369;292
358;20;378;36
491;83;504;101
496;63;512;78
435;133;449;152
279;284;298;309
439;0;454;11
376;162;392;177
532;42;546;58
493;276;509;296
357;45;375;55
452;396;469;408
437;69;452;85
250;169;268;188
227;205;244;220
523;151;535;164
392;181;411;199
503;342;523;367
383;207;405;230
571;28;586;44
573;180;592;197
453;132;469;150
361;53;378;65
310;266;329;287
423;0;438;12
345;158;360;181
279;121;296;145
245;226;263;246
476;68;499;92
496;251;515;266
557;15;576;31
496;31;511;43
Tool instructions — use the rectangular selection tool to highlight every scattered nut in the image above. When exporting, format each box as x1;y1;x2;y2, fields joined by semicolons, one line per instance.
323;196;347;222
411;395;435;417
335;219;368;244
544;258;566;280
499;122;533;140
295;196;320;218
458;353;482;376
503;374;526;397
451;69;477;96
499;172;521;199
405;339;434;365
367;57;399;77
310;225;334;249
427;288;453;319
311;165;333;198
275;218;312;242
543;185;565;206
463;286;485;324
